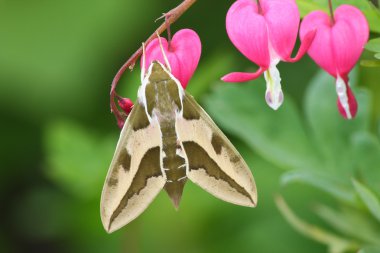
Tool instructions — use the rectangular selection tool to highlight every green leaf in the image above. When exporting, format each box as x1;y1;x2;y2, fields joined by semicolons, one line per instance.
0;0;160;122
315;204;380;244
204;82;319;171
353;179;380;223
275;196;359;253
187;50;236;100
304;69;371;173
296;0;324;17
12;187;71;239
366;38;380;53
281;170;356;204
296;0;380;33
44;120;116;200
360;60;380;68
0;232;9;253
359;246;380;253
351;132;380;193
375;53;380;60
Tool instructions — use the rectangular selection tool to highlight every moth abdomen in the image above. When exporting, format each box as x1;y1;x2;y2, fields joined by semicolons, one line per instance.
164;179;187;210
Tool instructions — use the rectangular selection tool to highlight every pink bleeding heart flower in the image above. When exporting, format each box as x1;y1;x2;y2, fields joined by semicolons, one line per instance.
117;29;201;128
141;28;201;88
300;5;369;119
222;0;316;110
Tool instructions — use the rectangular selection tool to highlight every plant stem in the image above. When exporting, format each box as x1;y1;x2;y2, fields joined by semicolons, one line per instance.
256;0;262;14
110;0;197;125
328;0;335;24
166;16;173;51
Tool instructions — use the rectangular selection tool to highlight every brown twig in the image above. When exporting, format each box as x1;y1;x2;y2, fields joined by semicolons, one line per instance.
110;0;197;126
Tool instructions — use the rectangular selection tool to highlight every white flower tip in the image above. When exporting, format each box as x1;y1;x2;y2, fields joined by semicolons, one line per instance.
336;76;352;119
265;89;284;110
264;64;284;110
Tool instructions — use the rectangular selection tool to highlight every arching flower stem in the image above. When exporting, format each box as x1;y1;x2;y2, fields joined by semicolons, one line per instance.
256;0;262;14
110;0;197;126
328;0;335;24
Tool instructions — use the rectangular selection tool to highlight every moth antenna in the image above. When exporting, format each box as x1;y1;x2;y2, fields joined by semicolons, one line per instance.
141;42;146;82
156;32;172;73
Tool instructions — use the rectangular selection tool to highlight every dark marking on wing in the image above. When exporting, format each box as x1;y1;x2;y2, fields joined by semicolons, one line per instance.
131;103;150;131
210;133;241;163
211;133;224;155
182;93;200;120
107;148;131;187
182;141;253;203
117;148;131;172
230;155;241;164
145;83;156;117
108;147;162;230
107;178;118;187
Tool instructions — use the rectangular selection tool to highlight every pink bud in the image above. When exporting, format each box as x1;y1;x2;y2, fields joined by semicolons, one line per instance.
118;97;134;115
116;97;134;129
222;0;315;110
300;5;369;119
141;29;201;88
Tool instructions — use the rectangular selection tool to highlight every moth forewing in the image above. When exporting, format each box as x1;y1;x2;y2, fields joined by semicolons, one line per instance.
100;101;165;233
176;92;257;207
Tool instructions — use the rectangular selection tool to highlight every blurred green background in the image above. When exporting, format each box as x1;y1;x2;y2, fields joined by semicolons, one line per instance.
1;0;380;252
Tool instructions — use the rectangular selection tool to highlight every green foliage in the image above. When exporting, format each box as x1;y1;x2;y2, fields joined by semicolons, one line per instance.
2;1;380;253
366;38;380;60
44;121;116;200
0;0;160;122
203;80;320;172
359;246;380;253
353;179;380;223
275;196;358;253
366;39;380;53
204;68;380;252
352;132;380;193
314;204;380;245
281;170;356;204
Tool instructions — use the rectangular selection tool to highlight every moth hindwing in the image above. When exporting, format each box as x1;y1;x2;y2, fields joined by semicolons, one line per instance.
101;61;257;233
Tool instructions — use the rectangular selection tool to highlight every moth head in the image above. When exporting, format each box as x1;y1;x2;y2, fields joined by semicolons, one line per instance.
144;60;176;84
141;33;173;82
151;60;171;74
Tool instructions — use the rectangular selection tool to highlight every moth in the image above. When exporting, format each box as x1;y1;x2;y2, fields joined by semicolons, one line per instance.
101;60;257;233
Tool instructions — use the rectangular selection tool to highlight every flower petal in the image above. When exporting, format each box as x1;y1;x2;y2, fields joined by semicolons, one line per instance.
335;5;369;47
332;5;369;76
262;0;300;60
169;29;202;87
300;6;369;77
221;68;266;82
300;11;336;76
226;0;270;68
284;29;316;63
142;29;201;88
